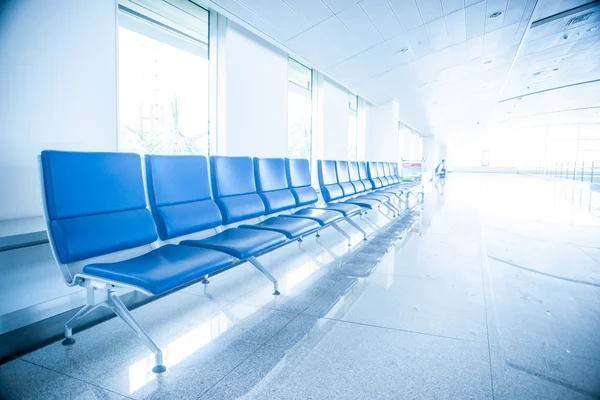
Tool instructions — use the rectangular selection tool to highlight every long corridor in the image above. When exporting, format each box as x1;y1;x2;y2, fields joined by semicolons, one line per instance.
1;174;599;399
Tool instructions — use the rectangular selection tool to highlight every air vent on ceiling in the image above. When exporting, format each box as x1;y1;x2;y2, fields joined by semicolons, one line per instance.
566;11;593;26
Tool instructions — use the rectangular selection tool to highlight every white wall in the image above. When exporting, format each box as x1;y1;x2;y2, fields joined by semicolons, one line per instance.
220;21;288;158
0;0;118;220
422;135;439;172
321;78;350;160
366;100;399;161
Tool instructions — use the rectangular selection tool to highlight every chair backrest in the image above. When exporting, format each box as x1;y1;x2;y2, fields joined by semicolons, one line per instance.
383;162;392;184
145;155;223;240
254;158;297;214
40;151;157;265
335;160;355;196
389;162;399;183
210;156;265;224
318;160;344;202
286;158;318;207
358;161;373;191
377;162;389;186
348;161;365;193
367;161;382;188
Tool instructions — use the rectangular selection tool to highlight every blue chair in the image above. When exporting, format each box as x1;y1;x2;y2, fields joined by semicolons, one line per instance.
318;160;397;216
388;162;400;184
286;158;364;219
367;161;405;200
145;155;288;297
337;160;393;206
40;151;237;374
250;157;346;229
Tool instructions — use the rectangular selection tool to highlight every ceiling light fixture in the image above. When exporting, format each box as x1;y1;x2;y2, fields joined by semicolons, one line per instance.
553;67;559;71
484;60;492;64
488;11;502;19
396;48;409;54
587;27;599;32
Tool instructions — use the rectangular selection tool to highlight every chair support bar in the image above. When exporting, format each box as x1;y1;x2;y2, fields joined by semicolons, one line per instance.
248;256;280;295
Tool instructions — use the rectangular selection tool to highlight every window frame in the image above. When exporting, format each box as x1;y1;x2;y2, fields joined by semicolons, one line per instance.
116;2;210;156
286;58;313;163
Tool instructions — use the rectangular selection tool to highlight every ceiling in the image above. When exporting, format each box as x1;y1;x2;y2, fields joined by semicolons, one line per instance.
203;0;600;142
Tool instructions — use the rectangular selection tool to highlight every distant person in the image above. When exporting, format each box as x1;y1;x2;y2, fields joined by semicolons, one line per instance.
435;159;446;178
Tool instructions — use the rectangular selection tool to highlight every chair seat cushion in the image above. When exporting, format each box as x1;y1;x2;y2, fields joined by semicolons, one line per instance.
287;208;344;226
344;198;381;209
239;216;319;239
311;202;361;216
361;193;392;201
83;244;234;295
182;228;287;259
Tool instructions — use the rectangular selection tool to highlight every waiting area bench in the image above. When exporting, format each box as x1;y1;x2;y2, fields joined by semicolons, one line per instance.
39;150;420;373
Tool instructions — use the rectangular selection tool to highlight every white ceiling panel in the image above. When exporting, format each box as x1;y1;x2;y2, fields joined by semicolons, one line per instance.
212;0;289;42
503;0;528;27
466;34;484;59
417;0;444;23
328;41;397;84
238;0;310;37
445;9;467;45
449;41;469;64
484;0;507;33
386;33;419;65
210;0;600;139
466;1;486;39
282;0;333;26
359;0;403;40
405;25;434;57
321;0;359;13
441;0;465;15
425;17;450;50
337;4;384;48
285;26;347;67
316;15;365;59
388;0;424;31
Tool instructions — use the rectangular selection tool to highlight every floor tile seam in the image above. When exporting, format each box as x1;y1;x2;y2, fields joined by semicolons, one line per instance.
303;315;489;344
16;358;136;400
478;226;497;399
196;311;308;398
483;224;600;249
576;245;600;264
369;270;485;288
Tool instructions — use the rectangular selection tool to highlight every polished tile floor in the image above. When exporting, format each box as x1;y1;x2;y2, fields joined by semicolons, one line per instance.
1;174;599;399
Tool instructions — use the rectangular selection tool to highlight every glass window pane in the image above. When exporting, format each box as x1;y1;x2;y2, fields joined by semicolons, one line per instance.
348;112;357;160
118;13;209;155
288;59;312;90
287;89;312;158
119;0;208;43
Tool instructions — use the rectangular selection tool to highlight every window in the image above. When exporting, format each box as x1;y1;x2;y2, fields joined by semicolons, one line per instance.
348;93;358;160
287;59;312;159
117;0;209;155
482;150;490;166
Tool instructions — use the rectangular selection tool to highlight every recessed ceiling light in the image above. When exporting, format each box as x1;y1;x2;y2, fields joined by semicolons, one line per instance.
396;48;409;54
484;60;492;64
587;27;599;32
488;11;502;19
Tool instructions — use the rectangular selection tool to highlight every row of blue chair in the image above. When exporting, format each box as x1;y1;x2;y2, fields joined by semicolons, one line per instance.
318;160;419;216
39;151;417;373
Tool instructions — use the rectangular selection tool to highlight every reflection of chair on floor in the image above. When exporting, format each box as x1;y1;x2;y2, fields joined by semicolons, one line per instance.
201;291;239;324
